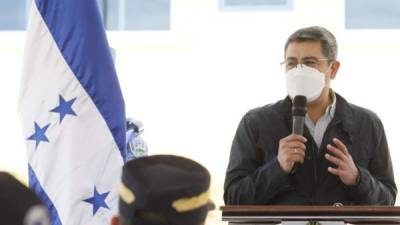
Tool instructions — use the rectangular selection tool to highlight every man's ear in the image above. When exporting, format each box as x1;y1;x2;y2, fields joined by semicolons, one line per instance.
111;216;120;225
330;60;340;80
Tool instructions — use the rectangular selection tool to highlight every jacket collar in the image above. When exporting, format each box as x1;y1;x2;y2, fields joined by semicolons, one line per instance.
277;92;354;135
330;93;354;135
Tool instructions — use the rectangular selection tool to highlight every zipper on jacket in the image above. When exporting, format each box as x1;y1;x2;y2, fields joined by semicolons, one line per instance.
309;141;318;205
311;144;318;186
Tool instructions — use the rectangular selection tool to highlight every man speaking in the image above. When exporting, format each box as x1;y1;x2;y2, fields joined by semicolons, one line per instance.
224;26;397;205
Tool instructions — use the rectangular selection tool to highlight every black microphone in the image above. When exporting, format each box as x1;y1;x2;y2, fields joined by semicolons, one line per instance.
292;95;307;135
291;95;307;174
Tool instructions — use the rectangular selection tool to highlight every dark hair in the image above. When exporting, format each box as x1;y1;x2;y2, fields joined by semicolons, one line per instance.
284;26;338;60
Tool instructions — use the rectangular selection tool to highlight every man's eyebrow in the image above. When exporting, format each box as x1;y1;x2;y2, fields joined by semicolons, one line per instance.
302;56;319;60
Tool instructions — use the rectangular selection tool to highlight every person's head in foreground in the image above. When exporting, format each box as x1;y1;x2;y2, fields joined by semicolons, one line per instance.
112;155;214;225
0;172;50;225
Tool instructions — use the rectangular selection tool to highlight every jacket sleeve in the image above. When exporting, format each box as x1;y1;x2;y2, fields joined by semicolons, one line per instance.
223;113;292;205
347;117;397;205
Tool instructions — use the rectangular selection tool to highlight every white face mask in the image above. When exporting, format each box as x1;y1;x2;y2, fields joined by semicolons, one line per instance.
285;65;326;102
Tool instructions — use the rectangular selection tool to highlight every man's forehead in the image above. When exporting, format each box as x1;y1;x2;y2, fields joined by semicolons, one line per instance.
285;41;324;58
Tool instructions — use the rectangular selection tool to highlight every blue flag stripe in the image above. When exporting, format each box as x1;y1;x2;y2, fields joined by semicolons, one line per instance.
29;164;63;225
34;0;126;160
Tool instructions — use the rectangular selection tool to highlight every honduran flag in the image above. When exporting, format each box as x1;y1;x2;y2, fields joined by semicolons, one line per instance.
18;0;126;224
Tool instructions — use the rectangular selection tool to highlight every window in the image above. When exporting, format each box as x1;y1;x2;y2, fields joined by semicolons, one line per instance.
345;0;400;29
0;0;29;30
98;0;170;30
220;0;293;11
0;0;170;31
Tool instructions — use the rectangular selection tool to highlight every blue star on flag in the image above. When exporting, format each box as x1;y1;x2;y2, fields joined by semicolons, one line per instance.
83;187;110;215
27;122;50;149
50;95;77;123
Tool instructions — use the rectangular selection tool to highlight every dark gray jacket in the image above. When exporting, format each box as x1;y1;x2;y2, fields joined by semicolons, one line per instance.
224;94;397;205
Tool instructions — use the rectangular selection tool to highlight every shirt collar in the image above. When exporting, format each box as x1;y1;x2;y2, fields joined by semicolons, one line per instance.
326;90;337;118
305;90;336;122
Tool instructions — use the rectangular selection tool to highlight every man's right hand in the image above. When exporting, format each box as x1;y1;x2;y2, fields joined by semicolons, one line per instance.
277;134;307;174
